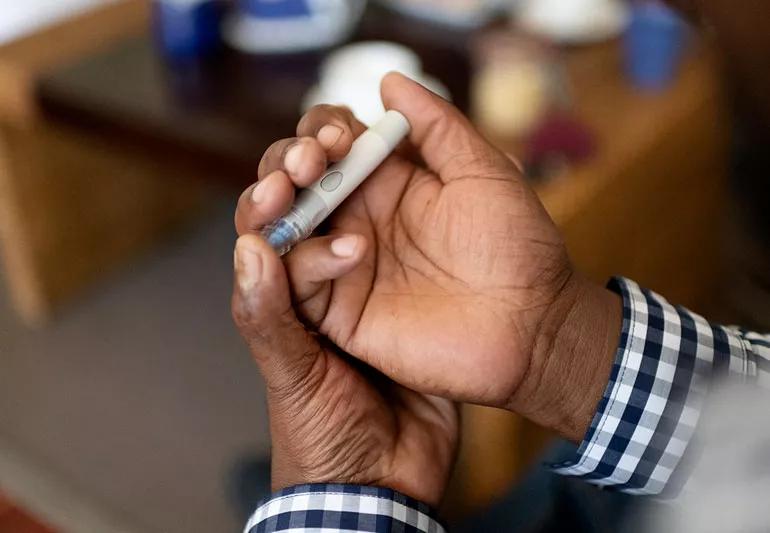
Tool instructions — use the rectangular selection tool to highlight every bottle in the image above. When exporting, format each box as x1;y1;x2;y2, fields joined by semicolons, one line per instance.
223;0;366;54
153;0;222;60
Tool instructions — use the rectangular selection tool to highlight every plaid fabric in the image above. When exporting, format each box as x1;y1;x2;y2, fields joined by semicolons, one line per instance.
552;277;770;496
244;484;445;533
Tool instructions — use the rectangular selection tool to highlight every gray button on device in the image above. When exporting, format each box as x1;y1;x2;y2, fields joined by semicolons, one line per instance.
320;171;343;192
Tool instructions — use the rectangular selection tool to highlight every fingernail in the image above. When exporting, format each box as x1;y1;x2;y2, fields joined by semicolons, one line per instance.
317;125;343;150
235;240;263;292
330;235;359;258
284;143;303;176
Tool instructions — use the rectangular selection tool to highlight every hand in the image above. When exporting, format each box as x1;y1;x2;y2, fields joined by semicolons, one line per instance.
235;73;620;474
232;233;458;505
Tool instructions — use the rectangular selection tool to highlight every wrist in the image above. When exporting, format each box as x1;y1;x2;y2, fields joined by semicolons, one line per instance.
507;273;622;442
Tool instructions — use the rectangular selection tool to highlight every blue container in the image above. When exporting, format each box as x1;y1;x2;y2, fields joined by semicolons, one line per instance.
624;1;687;91
153;0;222;60
240;0;312;18
224;0;365;54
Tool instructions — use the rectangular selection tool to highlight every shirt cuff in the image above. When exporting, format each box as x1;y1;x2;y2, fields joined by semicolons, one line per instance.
551;277;748;496
243;484;446;533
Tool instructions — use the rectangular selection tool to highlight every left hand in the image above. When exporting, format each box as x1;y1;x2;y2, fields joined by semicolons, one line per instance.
232;234;458;506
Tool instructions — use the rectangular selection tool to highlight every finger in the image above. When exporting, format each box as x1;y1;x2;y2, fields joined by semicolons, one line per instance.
380;71;516;183
232;234;323;396
235;170;295;235
258;136;329;187
395;387;459;434
297;104;366;162
284;234;368;326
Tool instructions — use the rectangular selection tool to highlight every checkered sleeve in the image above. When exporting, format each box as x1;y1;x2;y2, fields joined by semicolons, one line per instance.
243;484;446;533
552;277;770;496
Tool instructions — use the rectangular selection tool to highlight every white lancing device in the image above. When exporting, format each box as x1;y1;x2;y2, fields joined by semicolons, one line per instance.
262;110;411;256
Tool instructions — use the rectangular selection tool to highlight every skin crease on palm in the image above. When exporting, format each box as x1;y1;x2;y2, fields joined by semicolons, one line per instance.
232;72;620;504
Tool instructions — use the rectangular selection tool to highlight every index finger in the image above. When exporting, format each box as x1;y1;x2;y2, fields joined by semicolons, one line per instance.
297;104;367;162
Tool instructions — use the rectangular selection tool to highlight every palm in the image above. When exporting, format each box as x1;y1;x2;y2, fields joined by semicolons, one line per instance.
312;155;571;407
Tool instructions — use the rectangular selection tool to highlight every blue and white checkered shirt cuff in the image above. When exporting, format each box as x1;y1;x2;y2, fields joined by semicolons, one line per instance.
551;277;758;496
243;484;446;533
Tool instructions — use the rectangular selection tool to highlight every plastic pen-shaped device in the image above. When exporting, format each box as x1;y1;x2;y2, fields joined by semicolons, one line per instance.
262;110;411;256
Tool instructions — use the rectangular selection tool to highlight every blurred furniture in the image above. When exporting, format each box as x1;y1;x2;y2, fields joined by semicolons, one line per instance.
7;0;728;518
0;0;205;324
35;6;472;181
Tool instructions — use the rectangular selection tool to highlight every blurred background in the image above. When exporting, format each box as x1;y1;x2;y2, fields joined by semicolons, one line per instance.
0;0;768;532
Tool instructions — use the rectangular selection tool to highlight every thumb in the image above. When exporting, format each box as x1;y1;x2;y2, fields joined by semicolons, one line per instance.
232;234;323;397
380;71;515;183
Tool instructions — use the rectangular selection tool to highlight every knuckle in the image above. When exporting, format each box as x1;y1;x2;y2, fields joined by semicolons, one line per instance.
314;104;343;118
259;139;297;177
296;112;314;135
236;184;256;210
264;139;286;158
270;139;296;162
299;105;336;131
336;107;359;130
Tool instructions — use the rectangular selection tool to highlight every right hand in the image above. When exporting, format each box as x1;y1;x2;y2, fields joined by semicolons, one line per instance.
235;73;621;441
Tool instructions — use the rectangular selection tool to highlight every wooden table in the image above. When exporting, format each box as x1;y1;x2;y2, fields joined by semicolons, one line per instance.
35;4;473;182
0;0;473;324
0;0;729;516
